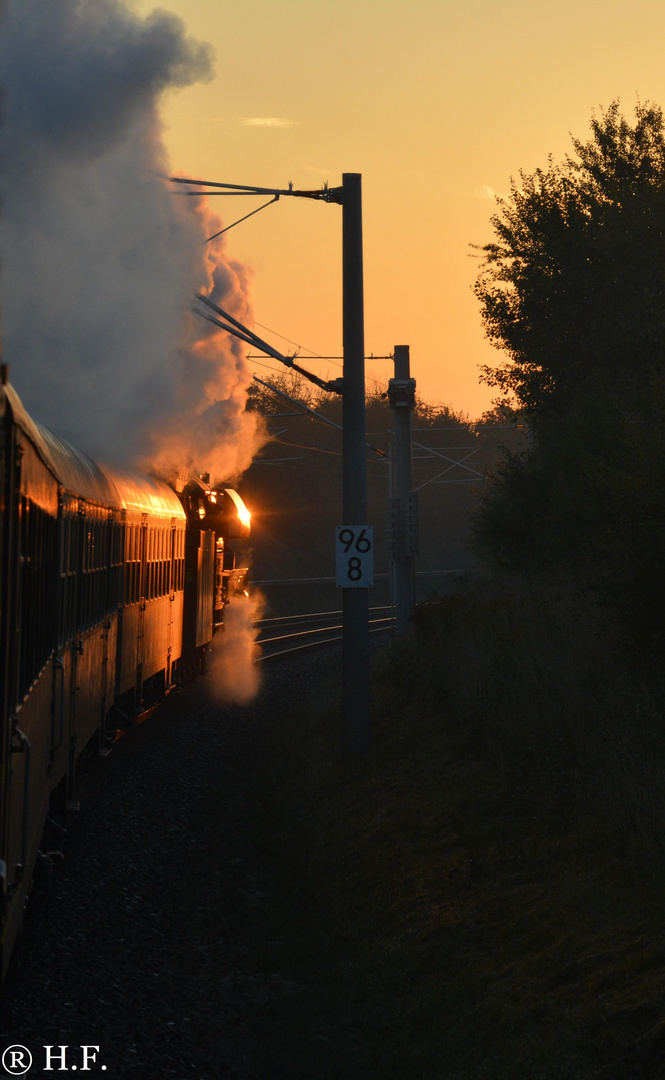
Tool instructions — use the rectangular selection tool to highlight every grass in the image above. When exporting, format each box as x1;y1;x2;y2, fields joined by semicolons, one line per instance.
240;581;665;1079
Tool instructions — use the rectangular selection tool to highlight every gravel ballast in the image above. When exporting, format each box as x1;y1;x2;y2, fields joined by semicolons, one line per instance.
0;657;323;1079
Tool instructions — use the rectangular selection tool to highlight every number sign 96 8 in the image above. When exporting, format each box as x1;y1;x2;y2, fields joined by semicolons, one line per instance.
335;525;374;588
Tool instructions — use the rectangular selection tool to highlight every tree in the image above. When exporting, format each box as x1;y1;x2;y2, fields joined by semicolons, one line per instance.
475;100;665;422
472;102;665;649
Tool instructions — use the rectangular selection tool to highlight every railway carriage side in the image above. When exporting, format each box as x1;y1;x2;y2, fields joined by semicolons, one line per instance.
114;490;186;716
0;383;188;979
54;495;124;791
0;379;252;981
1;384;62;980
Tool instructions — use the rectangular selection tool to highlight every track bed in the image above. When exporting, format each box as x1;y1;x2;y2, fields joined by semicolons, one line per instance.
0;657;323;1079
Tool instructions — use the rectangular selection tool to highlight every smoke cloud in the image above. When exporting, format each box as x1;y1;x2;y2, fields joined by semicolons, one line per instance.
0;0;264;483
206;591;265;706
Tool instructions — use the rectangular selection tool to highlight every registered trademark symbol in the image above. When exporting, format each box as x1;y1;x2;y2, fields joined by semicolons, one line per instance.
1;1045;33;1076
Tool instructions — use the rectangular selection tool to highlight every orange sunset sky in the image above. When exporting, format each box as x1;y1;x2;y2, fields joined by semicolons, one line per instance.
134;0;665;418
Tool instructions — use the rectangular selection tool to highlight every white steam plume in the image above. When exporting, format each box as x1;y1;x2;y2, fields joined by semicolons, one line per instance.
206;592;265;706
0;0;264;482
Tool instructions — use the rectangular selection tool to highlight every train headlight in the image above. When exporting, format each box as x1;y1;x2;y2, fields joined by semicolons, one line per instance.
221;488;251;540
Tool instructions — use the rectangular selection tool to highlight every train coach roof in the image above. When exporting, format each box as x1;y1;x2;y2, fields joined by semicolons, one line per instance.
101;466;186;519
4;383;185;519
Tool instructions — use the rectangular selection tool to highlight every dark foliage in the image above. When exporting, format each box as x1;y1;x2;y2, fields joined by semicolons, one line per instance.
242;373;496;613
475;99;665;420
472;101;665;649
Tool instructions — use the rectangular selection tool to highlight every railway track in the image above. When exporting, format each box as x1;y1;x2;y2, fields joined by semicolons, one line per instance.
254;606;394;661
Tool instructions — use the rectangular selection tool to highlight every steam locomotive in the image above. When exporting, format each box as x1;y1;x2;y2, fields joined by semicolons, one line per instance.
0;372;251;980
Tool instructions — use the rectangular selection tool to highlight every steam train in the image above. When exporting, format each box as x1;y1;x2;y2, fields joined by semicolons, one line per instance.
0;372;251;980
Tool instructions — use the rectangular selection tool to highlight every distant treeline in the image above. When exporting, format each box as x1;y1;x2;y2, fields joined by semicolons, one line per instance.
241;372;522;609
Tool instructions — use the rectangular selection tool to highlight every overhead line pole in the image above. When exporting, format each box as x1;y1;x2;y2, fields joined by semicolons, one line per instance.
388;346;418;634
176;171;371;755
341;173;370;757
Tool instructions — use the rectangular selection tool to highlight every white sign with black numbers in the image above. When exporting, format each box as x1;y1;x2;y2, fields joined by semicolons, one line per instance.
335;525;374;588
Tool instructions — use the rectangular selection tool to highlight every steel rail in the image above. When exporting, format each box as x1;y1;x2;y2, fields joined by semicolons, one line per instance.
254;607;394;663
254;622;392;664
257;616;392;648
256;605;393;629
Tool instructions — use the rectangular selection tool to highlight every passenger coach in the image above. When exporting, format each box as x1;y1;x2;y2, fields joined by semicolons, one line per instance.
0;372;250;979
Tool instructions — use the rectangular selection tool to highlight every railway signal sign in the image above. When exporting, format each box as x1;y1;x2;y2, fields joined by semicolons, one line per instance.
336;525;374;588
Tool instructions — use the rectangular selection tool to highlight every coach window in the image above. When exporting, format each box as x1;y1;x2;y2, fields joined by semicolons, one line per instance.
157;527;163;597
148;526;154;600
81;509;91;630
155;526;161;598
134;524;140;604
162;527;168;595
96;507;110;623
125;522;139;606
86;513;96;627
19;496;58;699
158;527;163;597
144;526;150;601
124;524;131;606
132;524;138;604
156;527;162;596
133;523;139;604
160;527;166;596
109;513;123;611
164;526;170;595
177;529;185;591
151;526;157;600
145;526;151;600
59;510;76;646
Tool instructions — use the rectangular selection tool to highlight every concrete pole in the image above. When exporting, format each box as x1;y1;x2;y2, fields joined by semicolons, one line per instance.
341;173;370;757
388;346;417;634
